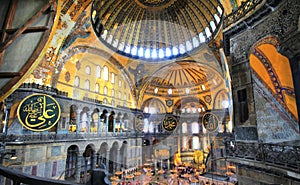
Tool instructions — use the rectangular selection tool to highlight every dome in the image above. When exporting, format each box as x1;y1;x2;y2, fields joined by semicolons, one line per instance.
144;61;223;97
91;0;224;61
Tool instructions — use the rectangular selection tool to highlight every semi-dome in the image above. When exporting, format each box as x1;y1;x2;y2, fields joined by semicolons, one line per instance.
91;0;224;61
144;61;224;97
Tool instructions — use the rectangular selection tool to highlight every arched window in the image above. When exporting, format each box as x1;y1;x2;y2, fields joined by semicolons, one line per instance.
111;100;115;106
85;80;90;90
95;83;99;93
111;89;115;97
103;86;108;95
96;65;101;78
118;79;122;87
192;122;199;134
103;66;109;81
118;91;121;99
111;73;115;84
182;122;188;134
74;76;80;87
85;65;91;75
192;136;200;150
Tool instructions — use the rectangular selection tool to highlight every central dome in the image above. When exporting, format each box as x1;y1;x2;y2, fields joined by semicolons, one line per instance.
91;0;224;61
135;0;175;8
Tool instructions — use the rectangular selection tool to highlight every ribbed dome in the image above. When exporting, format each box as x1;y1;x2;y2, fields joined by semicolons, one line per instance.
91;0;224;61
144;61;223;97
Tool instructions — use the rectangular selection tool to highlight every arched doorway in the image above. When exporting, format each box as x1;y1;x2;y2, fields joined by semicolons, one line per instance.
65;145;79;180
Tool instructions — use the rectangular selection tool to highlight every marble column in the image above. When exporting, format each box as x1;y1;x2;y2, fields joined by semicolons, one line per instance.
97;112;102;134
106;149;110;171
76;110;81;134
116;149;121;171
92;153;97;170
105;114;109;133
87;111;93;133
113;117;116;133
75;153;83;183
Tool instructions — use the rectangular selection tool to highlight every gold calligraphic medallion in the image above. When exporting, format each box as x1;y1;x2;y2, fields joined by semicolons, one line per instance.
202;112;219;132
17;94;61;132
162;115;177;132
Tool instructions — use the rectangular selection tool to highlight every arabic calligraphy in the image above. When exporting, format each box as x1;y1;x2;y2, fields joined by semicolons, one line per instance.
202;112;219;132
17;94;61;131
162;115;177;132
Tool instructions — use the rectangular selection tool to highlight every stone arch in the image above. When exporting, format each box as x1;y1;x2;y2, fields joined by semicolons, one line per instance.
173;97;208;115
109;141;119;173
65;145;79;180
97;142;109;169
249;35;299;141
141;98;167;114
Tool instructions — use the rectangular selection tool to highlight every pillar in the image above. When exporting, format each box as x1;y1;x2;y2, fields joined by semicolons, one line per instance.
87;111;93;133
113;117;116;133
105;114;109;133
97;112;102;134
106;149;110;171
92;153;97;169
116;149;121;171
75;153;83;183
119;115;123;133
76;110;81;134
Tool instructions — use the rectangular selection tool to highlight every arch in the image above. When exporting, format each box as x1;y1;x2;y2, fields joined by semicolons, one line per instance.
97;142;109;169
108;111;115;132
109;141;119;173
250;38;298;123
141;98;167;114
173;97;208;114
213;89;230;109
65;145;79;180
69;105;78;132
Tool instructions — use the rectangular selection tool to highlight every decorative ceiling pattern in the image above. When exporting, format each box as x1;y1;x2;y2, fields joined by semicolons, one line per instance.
91;0;224;61
144;61;224;97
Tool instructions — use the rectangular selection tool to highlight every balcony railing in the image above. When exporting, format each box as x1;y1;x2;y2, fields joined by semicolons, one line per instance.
0;131;178;143
225;140;300;172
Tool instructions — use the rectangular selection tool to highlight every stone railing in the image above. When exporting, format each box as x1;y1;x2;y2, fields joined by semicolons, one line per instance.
223;0;263;29
19;82;68;97
0;131;176;143
225;140;300;172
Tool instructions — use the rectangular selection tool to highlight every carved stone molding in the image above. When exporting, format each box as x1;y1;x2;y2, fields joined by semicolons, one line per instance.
224;0;300;64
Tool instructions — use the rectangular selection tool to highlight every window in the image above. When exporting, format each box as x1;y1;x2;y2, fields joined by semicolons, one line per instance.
104;86;108;95
52;161;57;177
192;122;199;134
103;98;107;104
118;79;122;87
95;83;99;93
182;122;187;133
74;76;80;87
85;65;91;75
111;73;115;83
111;100;115;106
111;89;115;97
96;65;101;78
118;91;121;99
124;94;127;100
103;66;109;81
238;88;249;123
85;80;90;90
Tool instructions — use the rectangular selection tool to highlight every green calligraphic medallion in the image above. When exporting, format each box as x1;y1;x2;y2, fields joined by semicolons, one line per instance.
202;112;219;132
162;115;177;132
17;94;61;132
